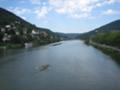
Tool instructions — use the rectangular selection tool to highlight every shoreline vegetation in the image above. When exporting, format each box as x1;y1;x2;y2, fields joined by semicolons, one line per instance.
0;40;60;49
82;30;120;64
79;19;120;64
0;40;60;55
85;40;120;64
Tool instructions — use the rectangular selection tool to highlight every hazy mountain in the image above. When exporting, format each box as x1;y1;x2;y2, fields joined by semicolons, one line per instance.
55;32;80;40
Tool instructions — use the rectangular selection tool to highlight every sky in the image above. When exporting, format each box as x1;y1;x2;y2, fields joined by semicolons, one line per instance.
0;0;120;33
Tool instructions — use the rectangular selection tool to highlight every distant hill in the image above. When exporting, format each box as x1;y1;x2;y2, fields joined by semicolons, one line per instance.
0;7;59;48
79;20;120;39
55;32;80;40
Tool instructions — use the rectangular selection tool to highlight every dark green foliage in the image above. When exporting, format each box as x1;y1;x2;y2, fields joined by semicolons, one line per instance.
92;31;120;48
0;7;60;49
90;31;120;64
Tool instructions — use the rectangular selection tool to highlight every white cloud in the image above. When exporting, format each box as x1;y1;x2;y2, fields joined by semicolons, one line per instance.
106;0;120;4
48;0;99;19
8;0;120;20
30;0;41;4
102;0;120;5
21;16;27;20
70;13;90;19
19;0;27;4
48;0;120;19
34;6;49;19
103;9;119;15
108;0;116;3
105;9;115;15
30;0;47;5
8;7;31;20
96;3;102;7
102;9;119;15
9;7;31;16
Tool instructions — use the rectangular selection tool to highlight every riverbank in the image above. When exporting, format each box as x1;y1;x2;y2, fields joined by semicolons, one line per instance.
0;40;60;57
89;40;120;64
0;39;60;49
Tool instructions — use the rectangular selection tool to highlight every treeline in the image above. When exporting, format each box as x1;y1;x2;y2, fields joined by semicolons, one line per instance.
92;31;120;48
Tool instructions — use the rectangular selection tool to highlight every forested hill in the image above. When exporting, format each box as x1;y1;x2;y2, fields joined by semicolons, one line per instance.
0;7;60;48
78;19;120;49
55;32;80;40
79;20;120;39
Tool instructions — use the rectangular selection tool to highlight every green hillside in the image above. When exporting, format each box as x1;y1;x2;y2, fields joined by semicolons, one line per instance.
0;7;60;49
79;20;120;40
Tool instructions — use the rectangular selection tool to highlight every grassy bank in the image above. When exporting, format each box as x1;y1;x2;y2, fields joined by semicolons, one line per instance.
0;44;23;50
91;43;120;64
0;39;60;49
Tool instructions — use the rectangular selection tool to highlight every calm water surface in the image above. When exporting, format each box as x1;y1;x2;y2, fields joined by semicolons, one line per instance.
0;40;120;90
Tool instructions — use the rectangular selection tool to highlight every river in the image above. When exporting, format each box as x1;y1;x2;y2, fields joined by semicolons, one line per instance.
0;40;120;90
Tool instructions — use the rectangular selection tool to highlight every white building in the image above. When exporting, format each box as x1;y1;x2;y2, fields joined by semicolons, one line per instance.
5;25;11;28
24;43;33;48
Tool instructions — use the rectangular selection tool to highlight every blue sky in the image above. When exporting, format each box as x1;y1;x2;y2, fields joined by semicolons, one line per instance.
0;0;120;33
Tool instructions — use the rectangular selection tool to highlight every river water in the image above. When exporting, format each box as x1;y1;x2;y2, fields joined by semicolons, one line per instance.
0;40;120;90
